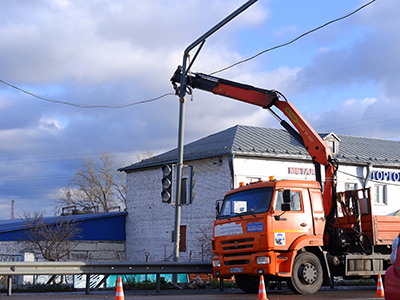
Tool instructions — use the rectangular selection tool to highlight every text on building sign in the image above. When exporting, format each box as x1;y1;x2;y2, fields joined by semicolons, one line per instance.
371;170;400;182
288;167;315;176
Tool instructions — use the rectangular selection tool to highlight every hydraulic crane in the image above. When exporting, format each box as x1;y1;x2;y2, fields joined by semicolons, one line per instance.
171;66;338;222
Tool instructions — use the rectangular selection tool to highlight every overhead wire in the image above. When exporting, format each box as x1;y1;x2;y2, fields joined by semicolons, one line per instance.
209;0;376;75
0;0;376;110
338;170;400;187
0;0;382;210
0;0;383;170
313;111;400;133
0;79;174;108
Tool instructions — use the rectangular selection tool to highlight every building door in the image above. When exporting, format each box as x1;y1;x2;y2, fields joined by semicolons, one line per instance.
179;225;187;252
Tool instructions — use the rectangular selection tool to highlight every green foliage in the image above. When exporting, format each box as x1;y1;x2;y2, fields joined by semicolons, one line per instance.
208;278;237;289
134;281;157;290
122;277;170;290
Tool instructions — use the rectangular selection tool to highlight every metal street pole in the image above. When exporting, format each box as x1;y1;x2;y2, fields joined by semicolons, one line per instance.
172;0;258;269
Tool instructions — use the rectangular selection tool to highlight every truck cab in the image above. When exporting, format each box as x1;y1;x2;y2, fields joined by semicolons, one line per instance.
212;178;326;294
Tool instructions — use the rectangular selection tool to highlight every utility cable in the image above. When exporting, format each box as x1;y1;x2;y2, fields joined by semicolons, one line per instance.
0;79;174;108
209;0;376;75
338;169;400;187
0;0;376;108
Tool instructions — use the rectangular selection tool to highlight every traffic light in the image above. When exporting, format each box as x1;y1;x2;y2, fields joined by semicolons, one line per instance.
161;164;173;203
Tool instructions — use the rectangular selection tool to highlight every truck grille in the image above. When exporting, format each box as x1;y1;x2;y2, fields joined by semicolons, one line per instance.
225;260;250;266
224;252;257;257
221;238;255;251
219;238;255;267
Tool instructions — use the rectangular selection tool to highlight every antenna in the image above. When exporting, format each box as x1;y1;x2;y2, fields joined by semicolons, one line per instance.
67;191;72;214
11;200;15;219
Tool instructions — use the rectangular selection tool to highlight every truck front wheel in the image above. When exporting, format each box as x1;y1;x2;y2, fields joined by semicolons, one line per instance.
287;252;323;295
235;274;267;294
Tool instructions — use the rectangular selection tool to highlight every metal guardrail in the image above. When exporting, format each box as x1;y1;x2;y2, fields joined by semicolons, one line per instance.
0;261;213;275
0;261;214;296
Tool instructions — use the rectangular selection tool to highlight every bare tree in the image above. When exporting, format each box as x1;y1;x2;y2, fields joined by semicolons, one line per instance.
195;222;214;261
135;149;153;162
19;210;82;261
114;161;127;208
56;151;126;213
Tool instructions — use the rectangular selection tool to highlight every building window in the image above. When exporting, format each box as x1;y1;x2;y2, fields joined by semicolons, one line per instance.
323;133;340;154
374;185;387;205
326;141;336;153
179;225;187;252
345;183;358;191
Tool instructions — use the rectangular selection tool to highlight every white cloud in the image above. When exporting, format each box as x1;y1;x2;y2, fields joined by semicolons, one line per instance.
39;117;68;131
0;0;269;85
0;0;399;217
341;97;376;108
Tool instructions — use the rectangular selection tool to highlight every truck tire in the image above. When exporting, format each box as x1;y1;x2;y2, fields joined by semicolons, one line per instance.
235;274;267;294
287;252;323;295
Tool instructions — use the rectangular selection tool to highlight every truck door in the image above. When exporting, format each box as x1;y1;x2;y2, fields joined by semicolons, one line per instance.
272;189;313;250
309;189;325;236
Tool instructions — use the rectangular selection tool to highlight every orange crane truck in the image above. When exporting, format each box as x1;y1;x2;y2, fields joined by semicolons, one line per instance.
171;67;400;294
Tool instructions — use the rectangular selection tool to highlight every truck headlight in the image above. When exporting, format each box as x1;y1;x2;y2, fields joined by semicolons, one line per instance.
257;256;270;264
213;259;221;267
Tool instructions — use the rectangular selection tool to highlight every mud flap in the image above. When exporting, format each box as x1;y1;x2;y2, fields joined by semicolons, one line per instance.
317;247;333;287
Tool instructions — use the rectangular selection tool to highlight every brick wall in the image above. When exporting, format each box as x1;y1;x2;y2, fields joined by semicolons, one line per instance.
125;156;231;262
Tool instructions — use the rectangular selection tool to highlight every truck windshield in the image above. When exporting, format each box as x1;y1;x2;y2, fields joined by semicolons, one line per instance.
219;187;273;219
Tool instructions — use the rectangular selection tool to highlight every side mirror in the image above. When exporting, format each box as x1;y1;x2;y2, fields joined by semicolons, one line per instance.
215;199;223;219
282;189;291;211
283;189;291;203
281;203;291;211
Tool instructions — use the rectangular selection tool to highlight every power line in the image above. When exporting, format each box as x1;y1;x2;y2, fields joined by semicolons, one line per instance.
316;117;400;133
0;1;376;110
0;145;173;166
209;0;376;75
315;112;400;131
0;79;174;108
338;170;400;187
1;174;71;182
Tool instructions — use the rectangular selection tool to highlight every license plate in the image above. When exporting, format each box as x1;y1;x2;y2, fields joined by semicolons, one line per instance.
230;267;243;273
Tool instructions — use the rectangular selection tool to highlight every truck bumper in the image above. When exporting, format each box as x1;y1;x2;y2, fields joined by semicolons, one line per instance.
213;251;291;278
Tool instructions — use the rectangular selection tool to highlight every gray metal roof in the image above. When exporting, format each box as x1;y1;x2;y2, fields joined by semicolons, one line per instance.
120;125;400;172
0;211;127;232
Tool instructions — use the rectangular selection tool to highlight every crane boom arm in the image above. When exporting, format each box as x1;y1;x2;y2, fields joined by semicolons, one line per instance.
171;67;338;220
171;69;332;165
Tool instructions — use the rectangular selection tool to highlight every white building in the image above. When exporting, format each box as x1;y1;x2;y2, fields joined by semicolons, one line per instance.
120;125;400;262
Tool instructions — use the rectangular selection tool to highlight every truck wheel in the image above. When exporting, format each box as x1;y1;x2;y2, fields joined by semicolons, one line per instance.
235;274;267;294
287;252;323;295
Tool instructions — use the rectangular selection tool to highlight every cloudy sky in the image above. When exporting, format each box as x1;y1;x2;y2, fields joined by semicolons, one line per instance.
0;0;398;219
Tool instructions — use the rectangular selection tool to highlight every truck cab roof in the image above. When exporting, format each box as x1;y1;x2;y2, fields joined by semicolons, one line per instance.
226;179;322;196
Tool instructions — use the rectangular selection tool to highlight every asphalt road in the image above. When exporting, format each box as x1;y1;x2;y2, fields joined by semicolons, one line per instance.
0;285;379;300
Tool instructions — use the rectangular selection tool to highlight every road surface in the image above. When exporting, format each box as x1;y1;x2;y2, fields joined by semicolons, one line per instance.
0;285;379;299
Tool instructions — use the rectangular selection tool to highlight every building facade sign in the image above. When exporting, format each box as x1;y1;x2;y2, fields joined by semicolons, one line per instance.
288;167;315;176
371;170;400;182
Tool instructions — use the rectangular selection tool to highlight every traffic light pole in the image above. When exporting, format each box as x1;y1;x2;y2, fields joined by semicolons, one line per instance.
172;0;258;269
